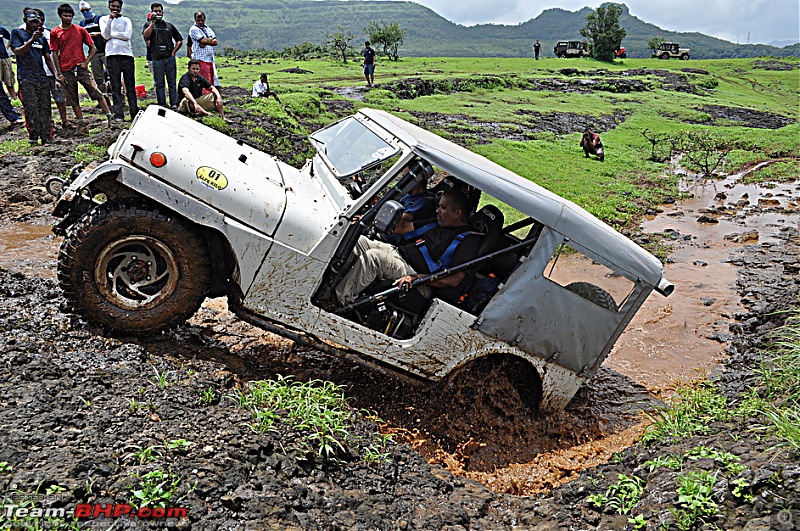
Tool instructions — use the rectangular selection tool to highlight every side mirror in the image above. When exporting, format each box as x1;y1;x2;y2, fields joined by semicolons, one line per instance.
372;200;405;235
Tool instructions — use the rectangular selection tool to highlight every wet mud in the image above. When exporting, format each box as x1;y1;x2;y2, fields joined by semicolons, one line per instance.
0;89;798;529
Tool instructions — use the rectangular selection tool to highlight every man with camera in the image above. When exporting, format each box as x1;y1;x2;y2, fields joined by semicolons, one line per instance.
142;2;182;109
100;0;138;121
10;11;58;144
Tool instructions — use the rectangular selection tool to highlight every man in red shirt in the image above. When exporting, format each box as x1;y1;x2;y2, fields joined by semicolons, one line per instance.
50;3;111;126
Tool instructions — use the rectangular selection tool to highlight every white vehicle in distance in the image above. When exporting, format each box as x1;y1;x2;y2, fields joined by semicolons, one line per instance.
52;106;673;413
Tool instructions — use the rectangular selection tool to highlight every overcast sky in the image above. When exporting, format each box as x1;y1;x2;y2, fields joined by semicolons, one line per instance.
395;0;800;45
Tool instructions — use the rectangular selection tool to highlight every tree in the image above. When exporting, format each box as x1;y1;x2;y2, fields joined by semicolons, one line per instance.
580;4;626;62
364;20;407;61
325;27;355;63
647;36;667;56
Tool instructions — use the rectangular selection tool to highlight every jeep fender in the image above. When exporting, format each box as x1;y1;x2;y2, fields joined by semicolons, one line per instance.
56;161;275;294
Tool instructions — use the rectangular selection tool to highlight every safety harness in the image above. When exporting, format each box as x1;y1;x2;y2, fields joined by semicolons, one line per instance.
402;222;470;273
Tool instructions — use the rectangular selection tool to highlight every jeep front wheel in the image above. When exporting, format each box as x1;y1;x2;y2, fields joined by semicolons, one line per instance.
680;53;690;60
58;199;211;334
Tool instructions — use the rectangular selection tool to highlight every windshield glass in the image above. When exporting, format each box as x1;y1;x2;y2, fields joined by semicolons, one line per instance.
310;117;399;178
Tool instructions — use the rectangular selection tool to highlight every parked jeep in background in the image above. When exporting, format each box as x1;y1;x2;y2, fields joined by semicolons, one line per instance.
50;106;672;413
655;42;691;60
553;41;589;58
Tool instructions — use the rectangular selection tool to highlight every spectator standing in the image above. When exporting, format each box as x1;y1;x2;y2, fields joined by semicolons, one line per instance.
1;25;18;99
78;1;107;96
50;3;112;125
142;2;182;108
362;41;376;86
533;39;541;60
177;59;225;120
10;12;56;144
188;11;219;94
27;8;69;130
100;0;138;121
252;73;280;102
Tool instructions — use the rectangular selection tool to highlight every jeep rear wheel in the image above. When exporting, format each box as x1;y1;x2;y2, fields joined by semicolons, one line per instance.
558;52;567;58
443;355;542;413
565;282;617;312
660;52;670;60
58;199;211;334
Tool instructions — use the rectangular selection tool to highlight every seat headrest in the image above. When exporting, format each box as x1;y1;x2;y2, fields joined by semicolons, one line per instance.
470;205;504;236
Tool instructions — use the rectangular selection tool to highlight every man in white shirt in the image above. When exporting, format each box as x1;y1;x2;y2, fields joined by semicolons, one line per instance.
252;73;280;102
100;0;138;120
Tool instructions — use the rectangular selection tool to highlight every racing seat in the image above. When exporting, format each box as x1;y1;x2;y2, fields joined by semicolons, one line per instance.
429;175;482;216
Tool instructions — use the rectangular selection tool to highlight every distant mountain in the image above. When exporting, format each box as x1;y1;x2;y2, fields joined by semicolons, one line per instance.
2;0;796;59
768;39;799;47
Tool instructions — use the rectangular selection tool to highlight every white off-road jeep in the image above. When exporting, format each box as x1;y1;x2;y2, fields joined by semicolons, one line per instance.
52;106;673;412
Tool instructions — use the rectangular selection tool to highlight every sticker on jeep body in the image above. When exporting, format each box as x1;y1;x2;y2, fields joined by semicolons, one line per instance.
196;166;228;190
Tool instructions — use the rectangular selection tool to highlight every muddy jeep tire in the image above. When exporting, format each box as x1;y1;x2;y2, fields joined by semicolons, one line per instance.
680;53;690;60
660;52;670;60
565;282;617;311
58;199;211;334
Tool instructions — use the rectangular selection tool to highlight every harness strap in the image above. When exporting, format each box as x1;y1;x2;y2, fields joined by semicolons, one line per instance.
417;232;468;273
402;222;437;241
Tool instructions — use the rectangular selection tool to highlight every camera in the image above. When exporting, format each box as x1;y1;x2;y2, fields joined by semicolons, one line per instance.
151;12;162;21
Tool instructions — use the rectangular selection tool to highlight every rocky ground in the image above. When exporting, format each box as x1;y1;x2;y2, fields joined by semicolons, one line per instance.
0;94;798;530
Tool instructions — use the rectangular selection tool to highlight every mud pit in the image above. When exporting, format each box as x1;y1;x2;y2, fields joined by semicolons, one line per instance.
0;103;798;529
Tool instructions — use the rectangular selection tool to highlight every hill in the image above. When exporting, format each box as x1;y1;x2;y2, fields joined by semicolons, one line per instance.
1;0;796;59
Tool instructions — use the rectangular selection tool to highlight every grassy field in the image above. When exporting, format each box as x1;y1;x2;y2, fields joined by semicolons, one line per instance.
112;55;800;230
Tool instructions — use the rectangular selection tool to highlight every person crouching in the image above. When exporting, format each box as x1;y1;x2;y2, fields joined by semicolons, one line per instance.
177;59;225;120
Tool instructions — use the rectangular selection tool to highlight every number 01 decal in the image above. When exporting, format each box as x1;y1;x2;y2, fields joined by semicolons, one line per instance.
196;166;229;190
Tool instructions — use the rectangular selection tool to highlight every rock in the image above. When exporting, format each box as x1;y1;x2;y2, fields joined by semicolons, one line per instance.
694;261;708;267
701;297;716;306
697;215;719;223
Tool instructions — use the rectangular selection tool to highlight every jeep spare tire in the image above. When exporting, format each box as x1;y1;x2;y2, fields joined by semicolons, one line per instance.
564;282;617;312
58;199;211;334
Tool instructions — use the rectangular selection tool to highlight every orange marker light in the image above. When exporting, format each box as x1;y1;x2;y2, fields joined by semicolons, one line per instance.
149;152;167;168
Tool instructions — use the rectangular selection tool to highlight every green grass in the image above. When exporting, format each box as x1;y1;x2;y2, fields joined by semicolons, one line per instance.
232;375;356;460
0;138;34;156
743;308;800;450
640;380;732;446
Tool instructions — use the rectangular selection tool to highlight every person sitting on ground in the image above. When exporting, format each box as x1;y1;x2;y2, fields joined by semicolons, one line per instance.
251;73;280;102
335;190;480;306
177;59;225;120
580;127;604;161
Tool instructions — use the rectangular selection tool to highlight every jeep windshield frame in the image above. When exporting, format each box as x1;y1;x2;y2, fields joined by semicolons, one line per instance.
310;116;400;179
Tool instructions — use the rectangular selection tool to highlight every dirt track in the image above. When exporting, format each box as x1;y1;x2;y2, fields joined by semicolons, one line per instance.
0;97;798;530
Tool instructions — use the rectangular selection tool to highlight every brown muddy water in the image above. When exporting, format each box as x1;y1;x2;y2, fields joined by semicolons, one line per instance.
0;165;796;495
